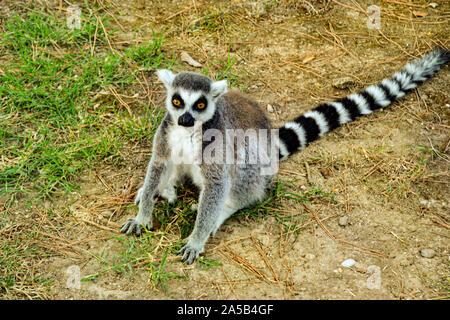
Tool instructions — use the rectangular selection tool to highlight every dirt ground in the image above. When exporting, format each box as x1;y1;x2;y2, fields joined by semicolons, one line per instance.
2;0;449;300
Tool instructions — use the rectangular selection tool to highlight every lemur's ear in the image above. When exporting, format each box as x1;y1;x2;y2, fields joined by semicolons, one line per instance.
211;79;227;98
157;69;176;88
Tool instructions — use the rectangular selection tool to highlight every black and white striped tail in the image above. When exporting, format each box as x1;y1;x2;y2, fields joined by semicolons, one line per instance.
278;47;450;160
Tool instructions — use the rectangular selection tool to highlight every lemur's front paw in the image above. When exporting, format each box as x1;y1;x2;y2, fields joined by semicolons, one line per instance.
178;242;203;265
120;218;152;236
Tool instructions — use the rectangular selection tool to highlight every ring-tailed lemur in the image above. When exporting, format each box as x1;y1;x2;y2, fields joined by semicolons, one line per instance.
121;48;449;264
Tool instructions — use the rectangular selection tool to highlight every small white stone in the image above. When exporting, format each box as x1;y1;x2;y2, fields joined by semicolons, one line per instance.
429;3;438;8
420;248;436;258
267;104;274;113
338;216;349;227
341;259;356;267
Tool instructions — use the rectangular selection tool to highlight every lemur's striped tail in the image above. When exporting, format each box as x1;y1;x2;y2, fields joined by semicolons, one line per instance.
278;47;450;160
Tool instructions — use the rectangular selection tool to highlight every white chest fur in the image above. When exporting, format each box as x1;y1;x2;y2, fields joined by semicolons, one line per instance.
167;125;203;187
168;126;196;164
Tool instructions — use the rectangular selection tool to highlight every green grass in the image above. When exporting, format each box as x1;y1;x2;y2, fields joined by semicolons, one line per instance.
0;10;169;204
123;31;166;70
200;54;245;88
415;144;446;161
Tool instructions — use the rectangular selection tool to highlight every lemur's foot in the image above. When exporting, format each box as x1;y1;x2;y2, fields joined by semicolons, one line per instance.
120;217;153;236
178;241;204;265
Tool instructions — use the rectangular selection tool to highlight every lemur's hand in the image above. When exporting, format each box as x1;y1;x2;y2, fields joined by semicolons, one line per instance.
120;216;153;236
121;189;154;236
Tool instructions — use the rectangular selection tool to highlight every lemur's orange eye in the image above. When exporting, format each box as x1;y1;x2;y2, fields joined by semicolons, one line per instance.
197;102;205;109
173;99;181;106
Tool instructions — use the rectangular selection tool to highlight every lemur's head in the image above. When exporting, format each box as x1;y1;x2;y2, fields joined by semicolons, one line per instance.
157;70;227;127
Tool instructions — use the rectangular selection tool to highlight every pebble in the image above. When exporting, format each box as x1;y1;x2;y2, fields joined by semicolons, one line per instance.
341;259;356;267
338;216;349;227
420;248;436;258
267;104;274;113
429;3;438;8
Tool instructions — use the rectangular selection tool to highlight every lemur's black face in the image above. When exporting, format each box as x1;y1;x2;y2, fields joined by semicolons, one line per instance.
156;70;227;127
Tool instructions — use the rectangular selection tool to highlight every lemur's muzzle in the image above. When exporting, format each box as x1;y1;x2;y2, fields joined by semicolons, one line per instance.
178;112;195;127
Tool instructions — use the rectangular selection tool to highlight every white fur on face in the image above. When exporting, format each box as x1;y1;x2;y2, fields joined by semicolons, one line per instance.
178;88;202;110
165;87;218;126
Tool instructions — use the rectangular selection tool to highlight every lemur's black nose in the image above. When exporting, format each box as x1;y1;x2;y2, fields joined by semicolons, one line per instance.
178;112;195;127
